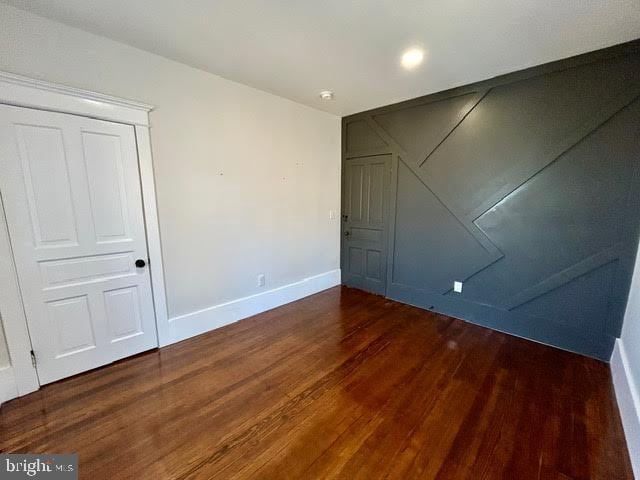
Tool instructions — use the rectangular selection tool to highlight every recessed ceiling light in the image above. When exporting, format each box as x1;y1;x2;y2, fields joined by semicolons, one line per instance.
401;48;425;70
319;90;334;100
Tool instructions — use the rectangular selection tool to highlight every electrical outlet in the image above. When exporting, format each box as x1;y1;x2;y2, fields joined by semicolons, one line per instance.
258;274;266;287
453;281;463;293
329;210;336;220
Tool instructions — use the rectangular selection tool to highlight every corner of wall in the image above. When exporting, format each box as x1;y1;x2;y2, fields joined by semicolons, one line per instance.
611;339;640;478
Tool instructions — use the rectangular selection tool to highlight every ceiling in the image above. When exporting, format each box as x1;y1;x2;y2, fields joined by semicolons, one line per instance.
4;0;640;116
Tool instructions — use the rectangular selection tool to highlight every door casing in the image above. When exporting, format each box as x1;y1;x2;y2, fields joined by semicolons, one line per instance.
0;105;159;384
0;71;168;399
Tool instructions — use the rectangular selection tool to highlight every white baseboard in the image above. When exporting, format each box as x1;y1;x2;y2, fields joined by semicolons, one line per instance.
611;339;640;479
0;366;18;405
163;269;341;346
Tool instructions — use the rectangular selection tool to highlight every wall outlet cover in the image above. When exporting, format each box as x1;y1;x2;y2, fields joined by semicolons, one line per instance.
453;281;463;293
258;274;266;287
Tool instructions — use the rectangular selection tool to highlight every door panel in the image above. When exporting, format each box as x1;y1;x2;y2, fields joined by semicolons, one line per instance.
104;286;144;342
82;131;130;242
40;252;134;287
366;250;382;280
0;104;158;385
48;295;96;357
15;124;78;248
346;163;364;223
367;162;385;226
342;155;391;295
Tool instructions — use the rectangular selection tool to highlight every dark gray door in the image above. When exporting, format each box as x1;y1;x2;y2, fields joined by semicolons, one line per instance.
342;155;391;295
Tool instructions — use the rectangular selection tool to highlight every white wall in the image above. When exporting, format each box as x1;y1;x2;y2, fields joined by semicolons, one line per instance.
612;239;640;478
621;249;640;411
0;4;340;367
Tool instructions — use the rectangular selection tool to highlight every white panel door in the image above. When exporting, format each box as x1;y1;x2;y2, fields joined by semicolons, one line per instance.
0;104;158;384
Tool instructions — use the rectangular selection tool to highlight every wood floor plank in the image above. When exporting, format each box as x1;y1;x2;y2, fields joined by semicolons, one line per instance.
0;286;633;479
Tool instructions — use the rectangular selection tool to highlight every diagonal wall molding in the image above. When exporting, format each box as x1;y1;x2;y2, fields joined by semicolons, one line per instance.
342;39;640;360
366;113;503;261
504;243;623;310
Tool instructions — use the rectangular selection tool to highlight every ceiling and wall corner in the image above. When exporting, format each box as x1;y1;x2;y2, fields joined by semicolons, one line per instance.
1;0;639;116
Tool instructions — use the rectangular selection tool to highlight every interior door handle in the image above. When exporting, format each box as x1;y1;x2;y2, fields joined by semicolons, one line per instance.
135;259;146;268
344;231;350;237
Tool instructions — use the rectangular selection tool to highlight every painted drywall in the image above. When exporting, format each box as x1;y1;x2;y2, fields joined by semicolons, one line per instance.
613;237;640;477
342;40;640;360
620;237;640;405
0;4;341;366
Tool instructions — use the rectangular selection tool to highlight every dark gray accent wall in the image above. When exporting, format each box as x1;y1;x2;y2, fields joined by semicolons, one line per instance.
342;40;640;361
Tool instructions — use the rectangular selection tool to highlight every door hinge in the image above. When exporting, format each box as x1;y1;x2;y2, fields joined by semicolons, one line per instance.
30;349;37;368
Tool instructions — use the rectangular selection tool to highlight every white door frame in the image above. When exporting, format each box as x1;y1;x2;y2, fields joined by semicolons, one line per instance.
0;71;169;399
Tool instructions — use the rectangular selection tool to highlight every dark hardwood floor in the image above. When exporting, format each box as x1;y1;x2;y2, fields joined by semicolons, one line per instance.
0;286;632;479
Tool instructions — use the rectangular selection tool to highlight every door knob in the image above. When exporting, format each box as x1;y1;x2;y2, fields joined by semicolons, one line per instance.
344;231;350;237
135;259;146;268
